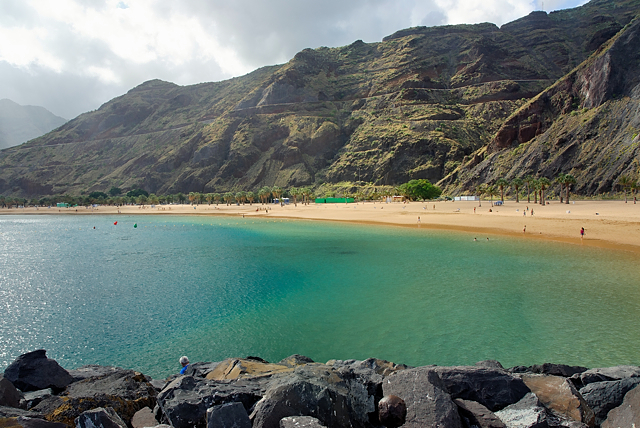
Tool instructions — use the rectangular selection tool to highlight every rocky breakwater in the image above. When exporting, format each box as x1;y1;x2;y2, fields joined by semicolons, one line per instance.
2;350;640;428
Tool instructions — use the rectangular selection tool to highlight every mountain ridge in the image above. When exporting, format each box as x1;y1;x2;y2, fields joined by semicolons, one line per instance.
0;99;67;150
0;0;638;198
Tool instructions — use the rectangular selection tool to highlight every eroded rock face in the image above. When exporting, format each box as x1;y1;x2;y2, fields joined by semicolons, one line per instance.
32;370;157;427
0;376;23;408
75;407;127;428
382;366;463;428
579;377;640;425
602;384;640;428
434;366;531;412
250;364;374;428
206;402;251;428
4;351;73;393
156;375;263;428
520;374;594;427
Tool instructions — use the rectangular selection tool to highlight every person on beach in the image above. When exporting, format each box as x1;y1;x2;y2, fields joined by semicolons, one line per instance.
523;225;526;234
417;216;421;224
580;227;585;240
179;356;190;375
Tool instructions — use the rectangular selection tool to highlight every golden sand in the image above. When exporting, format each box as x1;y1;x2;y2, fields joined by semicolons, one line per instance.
2;199;640;253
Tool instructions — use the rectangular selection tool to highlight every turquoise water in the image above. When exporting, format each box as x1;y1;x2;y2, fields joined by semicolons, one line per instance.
0;214;638;378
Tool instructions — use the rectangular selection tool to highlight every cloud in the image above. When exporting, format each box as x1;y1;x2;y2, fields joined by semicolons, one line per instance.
0;0;587;119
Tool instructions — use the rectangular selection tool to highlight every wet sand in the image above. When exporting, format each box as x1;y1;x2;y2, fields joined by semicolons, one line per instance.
2;199;640;253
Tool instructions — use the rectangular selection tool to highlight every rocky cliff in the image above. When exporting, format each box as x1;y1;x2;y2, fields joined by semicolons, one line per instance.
0;0;638;198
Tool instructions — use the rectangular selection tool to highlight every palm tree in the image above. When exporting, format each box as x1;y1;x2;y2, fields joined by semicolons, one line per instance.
530;178;539;204
213;193;221;205
475;183;486;207
258;187;271;204
511;178;524;203
524;175;536;203
563;174;576;204
538;177;551;205
223;192;234;205
555;173;566;203
617;175;633;203
301;187;312;205
188;192;197;205
272;186;283;204
205;193;213;205
289;187;300;206
246;191;255;205
235;191;246;205
486;185;497;206
496;178;509;202
630;181;639;204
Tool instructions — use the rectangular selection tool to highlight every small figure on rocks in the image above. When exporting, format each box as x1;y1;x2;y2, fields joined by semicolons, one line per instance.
179;356;190;375
378;395;407;428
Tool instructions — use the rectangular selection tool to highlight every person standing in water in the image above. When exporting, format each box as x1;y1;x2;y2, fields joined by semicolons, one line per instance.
580;227;585;241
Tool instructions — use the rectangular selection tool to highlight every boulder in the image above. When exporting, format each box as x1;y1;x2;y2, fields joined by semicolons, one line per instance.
0;376;23;408
279;416;326;428
184;362;221;379
378;395;406;428
278;355;315;368
570;366;640;388
382;366;462;428
156;374;263;428
579;377;640;425
205;359;293;381
434;366;531;411
3;351;73;393
32;369;156;427
250;364;374;428
0;417;67;428
520;374;594;427
495;393;557;428
206;402;251;428
509;364;587;378
131;407;158;428
22;389;52;410
67;366;123;383
602;384;640;428
455;399;506;428
75;407;127;428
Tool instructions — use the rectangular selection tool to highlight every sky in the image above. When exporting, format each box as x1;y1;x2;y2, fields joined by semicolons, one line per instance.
0;0;587;120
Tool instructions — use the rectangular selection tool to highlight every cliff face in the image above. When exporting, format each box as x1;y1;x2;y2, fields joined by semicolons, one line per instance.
442;16;640;195
0;0;638;197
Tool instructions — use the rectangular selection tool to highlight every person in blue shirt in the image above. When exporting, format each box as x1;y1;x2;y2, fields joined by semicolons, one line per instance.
179;356;190;375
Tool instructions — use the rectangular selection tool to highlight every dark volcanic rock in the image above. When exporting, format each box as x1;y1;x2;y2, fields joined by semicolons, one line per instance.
278;355;315;368
4;351;73;393
476;360;505;370
378;395;406;428
602;384;640;428
494;393;556;428
130;407;157;428
382;366;462;428
454;399;506;428
0;417;66;428
75;407;128;428
32;369;156;427
156;375;263;428
67;366;123;383
434;366;531;411
206;402;251;428
279;416;326;428
509;364;588;378
570;366;640;389
250;364;374;428
579;377;640;425
22;389;53;410
0;375;23;408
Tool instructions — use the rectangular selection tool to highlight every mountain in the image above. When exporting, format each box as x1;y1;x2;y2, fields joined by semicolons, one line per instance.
0;0;638;198
0;99;67;150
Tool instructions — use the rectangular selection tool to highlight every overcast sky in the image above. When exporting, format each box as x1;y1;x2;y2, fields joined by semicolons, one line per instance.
1;0;587;120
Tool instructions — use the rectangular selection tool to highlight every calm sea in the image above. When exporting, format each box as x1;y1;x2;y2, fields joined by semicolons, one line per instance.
0;214;638;378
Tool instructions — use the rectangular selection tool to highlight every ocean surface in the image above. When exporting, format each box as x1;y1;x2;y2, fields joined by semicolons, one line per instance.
1;214;638;378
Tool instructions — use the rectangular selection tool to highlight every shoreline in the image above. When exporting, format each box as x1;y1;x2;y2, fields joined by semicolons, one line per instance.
2;199;639;254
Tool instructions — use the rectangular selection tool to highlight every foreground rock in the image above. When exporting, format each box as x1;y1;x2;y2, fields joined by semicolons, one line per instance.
32;369;156;426
3;351;73;393
4;350;640;428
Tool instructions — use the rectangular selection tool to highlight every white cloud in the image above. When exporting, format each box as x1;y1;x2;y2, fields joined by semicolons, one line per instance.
0;0;589;118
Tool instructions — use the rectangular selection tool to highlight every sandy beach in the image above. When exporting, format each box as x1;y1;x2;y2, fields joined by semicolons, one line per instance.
2;199;640;253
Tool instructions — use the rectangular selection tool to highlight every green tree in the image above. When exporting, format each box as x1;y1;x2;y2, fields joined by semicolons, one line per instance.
511;178;524;203
148;194;159;205
213;193;221;205
272;186;283;204
245;191;255;205
205;193;213;205
258;187;271;204
486;185;497;206
136;194;148;206
176;193;186;204
495;178;509;202
223;192;234;205
108;187;122;196
289;187;301;206
397;179;442;201
555;173;567;203
524;175;535;203
235;191;246;205
538;177;551;205
301;187;312;205
126;188;148;198
563;174;576;204
617;175;634;203
475;183;486;207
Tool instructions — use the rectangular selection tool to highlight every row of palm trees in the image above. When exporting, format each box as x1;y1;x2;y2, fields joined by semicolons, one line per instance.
187;186;315;207
476;174;578;205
